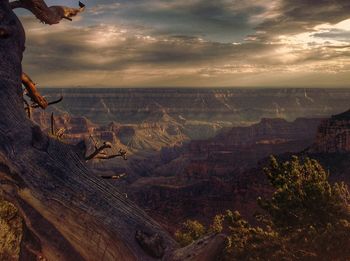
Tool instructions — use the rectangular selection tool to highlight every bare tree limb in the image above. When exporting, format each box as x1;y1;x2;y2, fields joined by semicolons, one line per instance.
85;136;127;161
31;95;63;109
22;73;63;119
85;140;113;161
21;72;48;109
10;0;85;25
95;149;128;160
23;95;64;119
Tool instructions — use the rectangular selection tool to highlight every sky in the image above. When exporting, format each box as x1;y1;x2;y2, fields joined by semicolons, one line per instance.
14;0;350;88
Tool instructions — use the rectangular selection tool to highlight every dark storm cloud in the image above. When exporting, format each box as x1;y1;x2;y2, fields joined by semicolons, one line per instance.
83;0;272;42
22;18;232;71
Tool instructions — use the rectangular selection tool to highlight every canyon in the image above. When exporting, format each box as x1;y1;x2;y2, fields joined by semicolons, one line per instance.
40;87;350;126
19;84;350;257
30;86;350;238
31;100;327;232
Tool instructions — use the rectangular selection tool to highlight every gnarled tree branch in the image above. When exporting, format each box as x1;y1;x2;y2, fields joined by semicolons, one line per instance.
23;94;63;120
10;0;85;25
21;72;48;109
95;149;128;160
85;135;127;161
22;72;63;119
31;95;63;109
85;139;112;161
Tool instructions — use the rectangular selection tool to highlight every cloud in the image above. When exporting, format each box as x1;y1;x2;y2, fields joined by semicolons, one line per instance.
79;0;278;43
88;3;120;15
15;0;350;87
257;0;350;35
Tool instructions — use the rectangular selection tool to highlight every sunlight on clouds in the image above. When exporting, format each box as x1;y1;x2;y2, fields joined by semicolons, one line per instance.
248;0;281;24
86;25;127;47
274;46;300;63
278;19;350;48
18;0;350;87
269;18;350;68
315;19;350;31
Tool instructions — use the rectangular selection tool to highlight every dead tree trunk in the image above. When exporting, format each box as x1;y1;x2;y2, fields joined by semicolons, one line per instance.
0;2;177;260
0;1;225;260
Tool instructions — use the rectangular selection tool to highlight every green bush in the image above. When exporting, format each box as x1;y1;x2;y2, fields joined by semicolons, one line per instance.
175;220;206;247
175;156;350;260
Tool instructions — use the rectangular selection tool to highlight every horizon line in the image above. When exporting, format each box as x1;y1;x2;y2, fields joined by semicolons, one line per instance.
38;86;350;89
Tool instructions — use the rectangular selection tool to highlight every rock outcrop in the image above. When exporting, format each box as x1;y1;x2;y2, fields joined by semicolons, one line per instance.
214;118;322;146
311;110;350;153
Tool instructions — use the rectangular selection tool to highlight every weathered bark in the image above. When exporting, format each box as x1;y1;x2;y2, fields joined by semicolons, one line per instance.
0;1;225;260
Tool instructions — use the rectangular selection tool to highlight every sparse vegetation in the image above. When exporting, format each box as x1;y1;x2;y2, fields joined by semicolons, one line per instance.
175;220;206;247
175;156;350;260
0;197;23;260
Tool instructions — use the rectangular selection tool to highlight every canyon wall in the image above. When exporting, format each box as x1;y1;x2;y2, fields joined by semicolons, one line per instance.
312;110;350;153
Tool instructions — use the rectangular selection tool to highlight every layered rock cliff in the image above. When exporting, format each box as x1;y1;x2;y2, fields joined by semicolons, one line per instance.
311;110;350;153
128;117;322;230
30;100;324;234
40;87;350;126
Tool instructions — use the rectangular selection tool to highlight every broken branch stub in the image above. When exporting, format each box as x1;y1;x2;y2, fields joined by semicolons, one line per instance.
49;113;66;139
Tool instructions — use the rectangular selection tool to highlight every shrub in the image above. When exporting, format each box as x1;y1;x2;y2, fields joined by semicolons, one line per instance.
175;220;206;247
175;156;350;260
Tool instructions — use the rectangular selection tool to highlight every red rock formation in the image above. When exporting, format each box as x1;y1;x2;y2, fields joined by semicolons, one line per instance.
311;110;350;153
